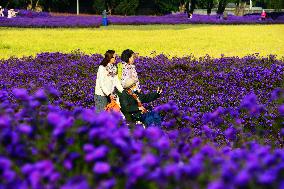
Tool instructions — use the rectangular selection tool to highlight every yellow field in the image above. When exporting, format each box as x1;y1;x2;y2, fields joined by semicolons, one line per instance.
0;24;284;59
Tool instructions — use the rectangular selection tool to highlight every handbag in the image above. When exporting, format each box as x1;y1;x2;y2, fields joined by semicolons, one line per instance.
105;96;121;112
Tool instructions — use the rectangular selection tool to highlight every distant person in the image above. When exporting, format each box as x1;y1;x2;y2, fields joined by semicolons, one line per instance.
223;12;228;20
0;6;4;17
7;9;12;18
7;9;18;18
94;50;123;113
119;78;162;127
260;10;266;20
185;0;194;19
179;3;186;13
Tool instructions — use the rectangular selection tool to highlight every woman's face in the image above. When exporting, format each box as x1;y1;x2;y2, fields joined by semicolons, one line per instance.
110;54;116;64
128;54;135;64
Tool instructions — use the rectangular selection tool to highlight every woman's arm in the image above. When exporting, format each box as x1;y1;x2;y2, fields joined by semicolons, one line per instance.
98;66;111;96
113;75;124;93
138;92;160;103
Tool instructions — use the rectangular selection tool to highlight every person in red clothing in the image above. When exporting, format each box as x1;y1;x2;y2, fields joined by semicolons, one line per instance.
260;10;267;20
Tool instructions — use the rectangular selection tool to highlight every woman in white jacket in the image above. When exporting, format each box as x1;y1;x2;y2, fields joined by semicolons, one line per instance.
95;50;123;113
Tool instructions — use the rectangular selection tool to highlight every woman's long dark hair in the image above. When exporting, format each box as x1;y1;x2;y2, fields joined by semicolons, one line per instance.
100;50;115;67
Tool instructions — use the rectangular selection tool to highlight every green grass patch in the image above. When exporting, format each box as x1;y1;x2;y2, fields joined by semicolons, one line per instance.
0;24;284;59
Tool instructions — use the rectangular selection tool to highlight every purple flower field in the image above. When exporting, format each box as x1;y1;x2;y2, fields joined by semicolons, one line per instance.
0;16;101;28
0;52;284;188
0;12;283;28
107;13;284;25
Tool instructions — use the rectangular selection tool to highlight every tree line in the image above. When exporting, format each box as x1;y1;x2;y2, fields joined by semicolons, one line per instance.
0;0;283;15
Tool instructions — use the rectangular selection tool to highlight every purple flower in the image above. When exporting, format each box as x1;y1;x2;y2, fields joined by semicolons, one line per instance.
29;171;41;189
47;87;60;97
156;136;170;151
257;170;276;184
271;88;283;101
133;126;145;138
0;115;11;128
83;144;95;153
200;145;216;156
63;160;73;170
191;137;202;147
47;112;64;126
235;169;250;186
81;109;96;123
280;128;284;137
93;162;111;174
207;180;227;189
163;163;181;179
145;127;162;140
21;164;33;174
85;145;108;162
2;170;16;182
224;127;237;141
34;89;47;101
61;176;90;189
12;88;29;101
278;104;284;116
126;162;147;178
182;163;202;179
0;157;12;169
18;124;32;134
141;153;158;167
98;178;116;189
240;93;264;116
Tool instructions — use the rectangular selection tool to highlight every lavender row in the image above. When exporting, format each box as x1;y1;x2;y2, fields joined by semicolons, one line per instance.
107;13;284;25
0;13;283;28
0;16;100;28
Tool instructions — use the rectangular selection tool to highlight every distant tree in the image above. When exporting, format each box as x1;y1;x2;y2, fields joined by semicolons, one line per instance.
216;0;228;14
93;0;107;14
206;0;215;15
267;0;284;10
189;0;197;13
154;0;180;14
114;0;139;15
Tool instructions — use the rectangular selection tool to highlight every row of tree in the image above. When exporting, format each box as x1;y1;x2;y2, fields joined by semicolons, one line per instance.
0;0;283;15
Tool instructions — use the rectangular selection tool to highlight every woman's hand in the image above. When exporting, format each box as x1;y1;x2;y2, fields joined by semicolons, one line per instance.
110;94;116;101
157;87;162;94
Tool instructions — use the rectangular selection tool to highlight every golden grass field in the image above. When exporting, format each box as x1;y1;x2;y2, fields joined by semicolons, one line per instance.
0;24;284;59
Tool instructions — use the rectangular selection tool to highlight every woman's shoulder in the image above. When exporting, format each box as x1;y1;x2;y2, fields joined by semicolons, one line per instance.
98;65;107;72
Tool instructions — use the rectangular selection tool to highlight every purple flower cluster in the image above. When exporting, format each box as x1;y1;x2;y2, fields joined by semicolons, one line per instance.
0;13;283;28
0;15;100;28
107;13;284;25
0;52;284;188
18;9;51;18
1;9;50;18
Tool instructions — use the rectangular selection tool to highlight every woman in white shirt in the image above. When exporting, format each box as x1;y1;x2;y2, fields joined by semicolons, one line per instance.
120;49;141;92
95;50;123;113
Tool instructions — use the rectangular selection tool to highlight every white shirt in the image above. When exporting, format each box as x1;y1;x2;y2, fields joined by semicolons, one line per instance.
95;65;123;96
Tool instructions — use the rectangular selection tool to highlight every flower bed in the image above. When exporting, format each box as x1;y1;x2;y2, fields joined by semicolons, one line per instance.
107;13;284;25
0;52;284;188
0;13;283;28
0;16;100;28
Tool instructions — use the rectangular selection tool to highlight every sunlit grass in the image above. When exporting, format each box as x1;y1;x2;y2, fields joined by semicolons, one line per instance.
0;24;283;59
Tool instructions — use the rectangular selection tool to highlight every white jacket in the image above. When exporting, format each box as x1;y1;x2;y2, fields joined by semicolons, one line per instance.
95;65;123;96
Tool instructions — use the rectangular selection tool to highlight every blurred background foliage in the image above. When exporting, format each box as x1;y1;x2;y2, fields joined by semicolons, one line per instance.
0;0;283;15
